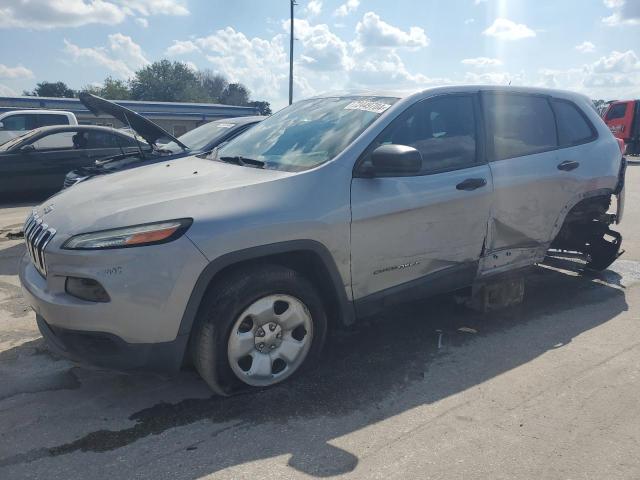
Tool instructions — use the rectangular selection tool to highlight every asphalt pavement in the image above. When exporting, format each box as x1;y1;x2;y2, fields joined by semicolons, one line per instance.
1;169;640;479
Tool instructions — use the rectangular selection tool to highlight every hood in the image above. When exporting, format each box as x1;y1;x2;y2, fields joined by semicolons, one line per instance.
79;92;188;149
37;155;293;235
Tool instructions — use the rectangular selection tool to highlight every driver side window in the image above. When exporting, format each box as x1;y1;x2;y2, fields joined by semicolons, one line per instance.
362;95;478;175
31;132;75;151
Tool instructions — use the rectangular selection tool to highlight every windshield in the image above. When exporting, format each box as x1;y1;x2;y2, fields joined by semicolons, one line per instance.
163;120;243;153
0;129;40;151
216;96;398;172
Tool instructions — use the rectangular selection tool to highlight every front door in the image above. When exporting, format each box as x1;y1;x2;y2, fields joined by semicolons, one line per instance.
350;94;493;313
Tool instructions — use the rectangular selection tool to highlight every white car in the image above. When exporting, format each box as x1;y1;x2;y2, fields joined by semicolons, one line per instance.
0;110;77;145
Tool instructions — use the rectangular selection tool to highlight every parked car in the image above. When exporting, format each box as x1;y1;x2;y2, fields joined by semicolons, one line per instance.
603;99;640;155
64;93;262;188
19;86;625;395
0;125;152;198
0;110;77;146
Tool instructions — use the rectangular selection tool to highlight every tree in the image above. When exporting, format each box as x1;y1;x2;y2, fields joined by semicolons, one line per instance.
97;77;131;99
248;100;272;116
197;70;228;103
129;60;208;102
220;83;250;106
26;81;75;98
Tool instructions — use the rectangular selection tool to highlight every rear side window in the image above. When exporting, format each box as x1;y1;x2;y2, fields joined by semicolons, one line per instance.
37;114;70;127
86;131;119;148
484;94;557;161
606;103;627;120
552;100;597;147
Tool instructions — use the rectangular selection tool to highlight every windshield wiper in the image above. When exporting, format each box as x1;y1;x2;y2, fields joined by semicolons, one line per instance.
218;155;265;169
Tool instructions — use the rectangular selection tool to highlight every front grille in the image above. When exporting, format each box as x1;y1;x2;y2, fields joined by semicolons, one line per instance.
24;212;56;277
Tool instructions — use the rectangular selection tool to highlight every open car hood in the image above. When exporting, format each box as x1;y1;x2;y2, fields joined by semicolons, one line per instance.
78;92;188;149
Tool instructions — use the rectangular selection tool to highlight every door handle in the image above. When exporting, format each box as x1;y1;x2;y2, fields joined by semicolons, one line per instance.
456;178;487;191
557;160;580;171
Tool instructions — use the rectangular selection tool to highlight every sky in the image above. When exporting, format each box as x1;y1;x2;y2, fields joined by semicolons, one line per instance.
0;0;639;109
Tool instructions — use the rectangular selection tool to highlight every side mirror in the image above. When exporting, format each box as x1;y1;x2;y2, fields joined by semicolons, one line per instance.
0;121;4;129
362;144;422;177
19;144;35;153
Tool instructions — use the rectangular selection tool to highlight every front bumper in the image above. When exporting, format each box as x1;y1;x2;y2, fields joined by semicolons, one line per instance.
19;235;209;371
35;314;187;372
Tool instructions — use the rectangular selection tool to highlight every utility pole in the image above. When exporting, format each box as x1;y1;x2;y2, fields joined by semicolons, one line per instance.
289;0;296;105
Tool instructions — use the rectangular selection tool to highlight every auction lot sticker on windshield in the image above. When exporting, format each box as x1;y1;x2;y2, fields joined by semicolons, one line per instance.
216;123;236;128
344;100;391;114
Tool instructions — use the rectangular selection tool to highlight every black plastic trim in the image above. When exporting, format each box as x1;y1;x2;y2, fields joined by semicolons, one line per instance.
177;239;355;339
354;262;478;318
36;315;185;373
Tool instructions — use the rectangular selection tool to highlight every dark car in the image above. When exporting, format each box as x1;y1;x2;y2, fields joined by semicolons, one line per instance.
0;125;150;198
64;93;263;188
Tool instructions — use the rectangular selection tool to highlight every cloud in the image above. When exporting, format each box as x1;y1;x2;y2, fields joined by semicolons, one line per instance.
334;0;359;17
114;0;188;16
63;33;149;79
195;27;291;106
354;12;429;50
0;84;17;96
0;0;188;30
0;64;34;79
592;49;640;73
535;49;640;99
305;0;322;16
464;71;523;85
283;18;351;71
135;17;149;28
602;0;640;26
461;57;503;67
464;18;475;24
575;41;596;53
483;18;536;40
166;40;200;56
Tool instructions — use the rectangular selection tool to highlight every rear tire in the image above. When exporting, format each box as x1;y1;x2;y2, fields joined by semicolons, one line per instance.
191;264;327;395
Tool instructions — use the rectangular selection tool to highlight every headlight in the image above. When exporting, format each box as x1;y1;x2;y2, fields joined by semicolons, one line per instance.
62;218;192;250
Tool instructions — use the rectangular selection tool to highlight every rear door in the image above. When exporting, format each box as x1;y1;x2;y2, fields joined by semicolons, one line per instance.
481;92;583;274
350;93;493;311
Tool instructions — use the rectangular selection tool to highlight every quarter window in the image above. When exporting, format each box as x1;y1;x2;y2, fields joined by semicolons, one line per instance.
484;94;557;161
606;103;627;120
364;95;478;175
552;100;596;147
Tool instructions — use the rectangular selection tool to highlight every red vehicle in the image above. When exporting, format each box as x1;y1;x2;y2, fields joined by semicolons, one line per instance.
603;100;640;155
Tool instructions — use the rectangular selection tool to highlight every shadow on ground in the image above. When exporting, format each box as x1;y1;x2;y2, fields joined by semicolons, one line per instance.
0;263;628;478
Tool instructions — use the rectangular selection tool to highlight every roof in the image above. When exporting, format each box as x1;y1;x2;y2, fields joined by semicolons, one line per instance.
310;85;593;103
23;124;129;134
0;109;75;116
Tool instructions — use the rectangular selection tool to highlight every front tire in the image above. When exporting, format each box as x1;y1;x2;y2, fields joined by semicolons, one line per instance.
191;264;327;395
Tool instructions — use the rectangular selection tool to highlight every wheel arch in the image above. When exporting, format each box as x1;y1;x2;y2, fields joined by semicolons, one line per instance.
177;240;355;349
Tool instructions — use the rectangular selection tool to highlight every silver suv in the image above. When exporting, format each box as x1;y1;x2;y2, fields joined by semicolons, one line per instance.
19;86;626;394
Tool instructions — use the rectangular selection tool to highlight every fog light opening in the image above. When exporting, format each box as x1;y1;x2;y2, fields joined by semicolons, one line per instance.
65;277;110;303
